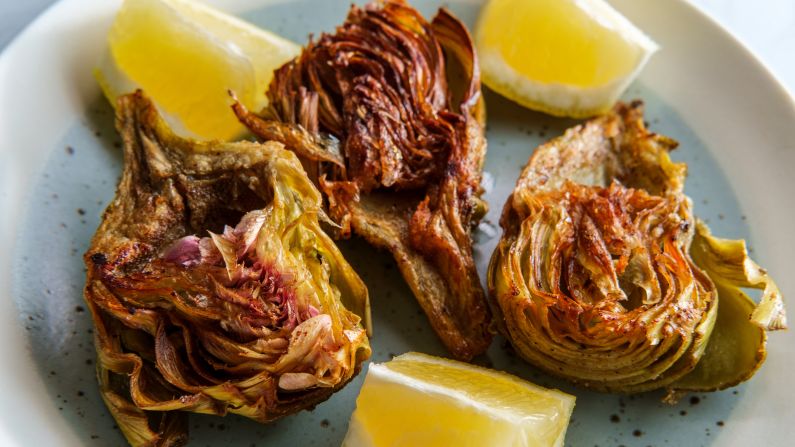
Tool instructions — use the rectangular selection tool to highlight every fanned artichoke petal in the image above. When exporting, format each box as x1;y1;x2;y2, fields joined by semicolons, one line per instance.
235;0;492;360
690;220;786;331
84;91;370;446
668;221;786;396
489;101;785;396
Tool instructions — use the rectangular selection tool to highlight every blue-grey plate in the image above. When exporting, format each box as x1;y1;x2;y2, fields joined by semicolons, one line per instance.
2;0;794;446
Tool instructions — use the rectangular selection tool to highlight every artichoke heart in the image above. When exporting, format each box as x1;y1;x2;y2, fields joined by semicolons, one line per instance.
488;101;786;395
84;91;371;446
232;0;492;361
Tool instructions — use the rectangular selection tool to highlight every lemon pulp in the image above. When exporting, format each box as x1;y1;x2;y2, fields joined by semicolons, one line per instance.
476;0;657;117
344;352;575;447
97;0;299;141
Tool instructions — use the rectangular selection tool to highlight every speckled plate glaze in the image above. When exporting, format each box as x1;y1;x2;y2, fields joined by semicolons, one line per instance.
2;0;795;446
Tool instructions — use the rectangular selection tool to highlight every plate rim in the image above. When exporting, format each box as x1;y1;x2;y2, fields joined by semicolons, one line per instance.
1;0;795;445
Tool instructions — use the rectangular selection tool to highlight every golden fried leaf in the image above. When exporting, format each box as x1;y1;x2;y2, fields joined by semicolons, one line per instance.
489;101;784;395
84;91;370;446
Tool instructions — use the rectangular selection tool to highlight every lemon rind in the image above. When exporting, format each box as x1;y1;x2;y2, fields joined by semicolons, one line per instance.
95;46;197;138
479;45;656;119
342;415;373;447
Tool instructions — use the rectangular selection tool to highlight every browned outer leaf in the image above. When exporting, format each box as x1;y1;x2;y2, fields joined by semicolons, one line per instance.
235;0;492;360
489;102;717;393
489;101;784;395
84;91;370;446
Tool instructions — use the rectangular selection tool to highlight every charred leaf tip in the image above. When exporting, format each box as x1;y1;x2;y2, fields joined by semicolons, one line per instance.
90;252;108;266
629;99;644;109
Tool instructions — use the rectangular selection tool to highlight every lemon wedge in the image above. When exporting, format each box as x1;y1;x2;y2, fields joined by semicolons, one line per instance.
343;352;575;447
96;0;300;140
475;0;657;118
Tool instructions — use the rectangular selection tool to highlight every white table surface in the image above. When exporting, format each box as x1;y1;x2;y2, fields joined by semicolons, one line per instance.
1;0;794;99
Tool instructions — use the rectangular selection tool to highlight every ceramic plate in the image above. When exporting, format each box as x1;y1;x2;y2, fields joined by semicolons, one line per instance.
2;0;794;445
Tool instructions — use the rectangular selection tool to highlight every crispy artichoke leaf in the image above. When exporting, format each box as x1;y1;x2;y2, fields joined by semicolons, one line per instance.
100;390;188;447
490;101;785;396
504;100;682;230
236;0;492;360
489;102;716;393
404;6;492;360
84;91;370;446
690;221;786;331
231;97;345;170
669;221;787;394
348;192;491;359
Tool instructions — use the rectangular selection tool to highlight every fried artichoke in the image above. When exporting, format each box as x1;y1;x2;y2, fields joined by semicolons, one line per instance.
488;101;786;395
233;0;492;360
84;91;371;446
